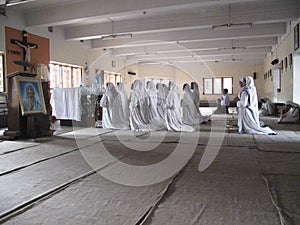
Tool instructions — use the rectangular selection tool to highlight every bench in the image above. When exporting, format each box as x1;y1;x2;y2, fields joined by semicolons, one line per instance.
199;100;236;107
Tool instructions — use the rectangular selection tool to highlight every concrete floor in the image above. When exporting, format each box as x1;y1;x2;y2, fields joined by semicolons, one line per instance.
0;114;299;225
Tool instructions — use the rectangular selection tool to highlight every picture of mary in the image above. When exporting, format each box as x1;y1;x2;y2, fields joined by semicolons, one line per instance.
20;81;42;112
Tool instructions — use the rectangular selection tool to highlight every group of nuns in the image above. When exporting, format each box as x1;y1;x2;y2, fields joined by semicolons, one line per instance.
100;76;277;135
100;80;209;132
236;76;276;135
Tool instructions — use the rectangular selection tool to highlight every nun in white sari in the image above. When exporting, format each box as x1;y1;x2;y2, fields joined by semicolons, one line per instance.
165;81;195;132
237;76;276;135
129;80;149;131
100;83;129;129
117;82;129;119
146;81;166;130
116;82;130;129
259;97;275;116
191;82;200;108
156;83;168;121
190;81;210;122
100;83;116;129
278;101;300;123
182;83;204;125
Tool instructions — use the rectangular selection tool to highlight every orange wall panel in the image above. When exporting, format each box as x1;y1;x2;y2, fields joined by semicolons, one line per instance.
5;26;50;75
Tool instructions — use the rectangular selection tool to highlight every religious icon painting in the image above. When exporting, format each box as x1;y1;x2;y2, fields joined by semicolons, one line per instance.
15;76;47;115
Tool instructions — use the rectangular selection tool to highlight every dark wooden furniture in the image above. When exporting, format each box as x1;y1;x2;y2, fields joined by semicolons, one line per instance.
3;72;50;139
0;92;8;128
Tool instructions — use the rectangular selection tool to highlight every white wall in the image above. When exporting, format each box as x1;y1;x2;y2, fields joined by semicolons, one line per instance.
263;21;297;103
121;61;262;101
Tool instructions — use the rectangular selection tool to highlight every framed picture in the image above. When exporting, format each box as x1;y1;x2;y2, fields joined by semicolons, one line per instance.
284;57;288;70
294;23;299;50
289;53;293;68
15;76;47;116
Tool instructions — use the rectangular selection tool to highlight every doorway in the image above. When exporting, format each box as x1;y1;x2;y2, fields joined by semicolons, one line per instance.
293;52;300;104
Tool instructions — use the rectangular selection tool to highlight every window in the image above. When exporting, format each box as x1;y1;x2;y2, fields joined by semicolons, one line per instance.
203;77;233;95
104;71;122;87
49;62;82;88
0;53;4;92
213;78;222;95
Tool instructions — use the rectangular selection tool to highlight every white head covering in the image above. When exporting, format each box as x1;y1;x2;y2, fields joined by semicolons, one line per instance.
117;82;125;92
191;82;199;92
169;81;181;98
286;100;300;108
106;82;118;102
243;76;259;121
117;81;128;102
146;80;156;91
244;76;255;88
146;80;157;97
190;82;200;107
183;83;193;97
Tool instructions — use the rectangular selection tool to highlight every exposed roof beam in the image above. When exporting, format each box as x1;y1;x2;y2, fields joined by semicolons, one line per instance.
92;22;286;48
111;38;277;56
65;1;298;40
126;53;266;64
124;47;271;61
25;0;264;27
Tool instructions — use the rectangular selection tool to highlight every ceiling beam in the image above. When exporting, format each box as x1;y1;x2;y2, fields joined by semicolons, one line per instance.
124;47;271;60
111;38;277;56
65;0;298;40
25;0;263;27
126;53;266;64
92;22;286;48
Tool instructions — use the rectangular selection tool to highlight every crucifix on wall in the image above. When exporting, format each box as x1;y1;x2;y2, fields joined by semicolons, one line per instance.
11;30;38;71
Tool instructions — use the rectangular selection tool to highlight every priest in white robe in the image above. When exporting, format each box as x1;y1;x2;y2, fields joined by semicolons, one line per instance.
165;81;195;132
278;101;300;123
237;76;276;135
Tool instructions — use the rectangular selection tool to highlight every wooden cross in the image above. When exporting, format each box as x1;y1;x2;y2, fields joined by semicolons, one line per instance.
11;30;38;71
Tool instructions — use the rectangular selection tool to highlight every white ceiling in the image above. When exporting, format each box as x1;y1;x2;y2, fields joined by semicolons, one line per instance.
3;0;299;64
